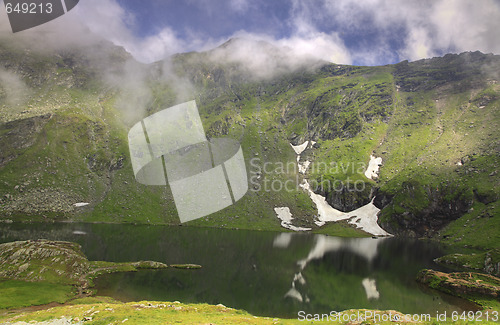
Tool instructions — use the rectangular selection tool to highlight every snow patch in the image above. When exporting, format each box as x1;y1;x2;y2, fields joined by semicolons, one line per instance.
288;143;390;236
345;200;391;236
73;202;89;207
300;180;345;224
364;155;382;180
298;160;310;174
300;180;391;236
290;141;308;155
274;207;311;231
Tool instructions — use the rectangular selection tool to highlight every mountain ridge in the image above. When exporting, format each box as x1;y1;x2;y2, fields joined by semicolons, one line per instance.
0;39;498;250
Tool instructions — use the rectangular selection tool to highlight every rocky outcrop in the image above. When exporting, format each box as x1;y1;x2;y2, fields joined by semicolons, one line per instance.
316;181;375;212
376;183;473;237
0;114;52;167
0;240;174;298
0;239;90;284
417;269;500;299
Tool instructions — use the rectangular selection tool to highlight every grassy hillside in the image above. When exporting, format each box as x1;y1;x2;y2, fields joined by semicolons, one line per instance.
0;40;498;249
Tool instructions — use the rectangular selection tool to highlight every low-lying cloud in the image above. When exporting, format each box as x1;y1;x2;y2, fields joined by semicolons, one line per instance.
0;0;498;122
0;67;29;106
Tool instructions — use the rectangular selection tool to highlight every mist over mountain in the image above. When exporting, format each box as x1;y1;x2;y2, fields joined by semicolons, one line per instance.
0;37;498;251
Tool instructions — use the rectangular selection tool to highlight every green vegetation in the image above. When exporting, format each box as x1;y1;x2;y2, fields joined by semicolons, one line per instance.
0;240;171;310
417;269;500;311
0;40;499;247
1;300;499;324
0;280;74;309
435;249;500;275
0;239;498;324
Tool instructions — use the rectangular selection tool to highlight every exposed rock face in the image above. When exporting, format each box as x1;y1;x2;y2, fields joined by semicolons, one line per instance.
0;114;52;167
284;77;393;142
316;182;374;212
376;184;473;237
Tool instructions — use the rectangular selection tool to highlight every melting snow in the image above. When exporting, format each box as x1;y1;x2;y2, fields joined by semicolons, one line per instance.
290;143;391;236
287;143;391;236
364;155;382;179
290;141;309;155
344;200;391;236
298;160;310;174
274;207;311;231
301;181;390;236
300;180;344;224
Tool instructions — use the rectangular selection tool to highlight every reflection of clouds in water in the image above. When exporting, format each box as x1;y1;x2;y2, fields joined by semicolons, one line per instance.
362;278;380;299
278;233;385;303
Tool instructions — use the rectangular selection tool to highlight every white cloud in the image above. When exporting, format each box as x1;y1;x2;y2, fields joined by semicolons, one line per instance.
292;0;500;63
0;0;498;67
429;0;500;54
277;33;351;65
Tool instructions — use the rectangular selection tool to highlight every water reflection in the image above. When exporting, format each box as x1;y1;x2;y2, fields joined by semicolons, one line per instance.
0;223;479;318
272;233;293;248
277;235;385;304
362;278;380;299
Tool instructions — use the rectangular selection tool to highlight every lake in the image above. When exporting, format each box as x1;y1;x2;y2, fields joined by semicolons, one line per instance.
0;222;479;318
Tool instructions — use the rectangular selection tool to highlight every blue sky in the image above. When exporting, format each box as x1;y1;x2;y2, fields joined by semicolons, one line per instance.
111;0;500;65
117;0;294;41
1;0;500;66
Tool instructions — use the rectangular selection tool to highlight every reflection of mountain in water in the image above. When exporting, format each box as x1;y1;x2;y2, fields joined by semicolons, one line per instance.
0;222;478;317
277;234;385;303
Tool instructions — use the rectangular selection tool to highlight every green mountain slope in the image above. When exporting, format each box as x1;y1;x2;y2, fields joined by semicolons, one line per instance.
0;39;498;250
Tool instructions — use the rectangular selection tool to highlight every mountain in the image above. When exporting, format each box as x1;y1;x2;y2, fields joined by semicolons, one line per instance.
0;38;498;250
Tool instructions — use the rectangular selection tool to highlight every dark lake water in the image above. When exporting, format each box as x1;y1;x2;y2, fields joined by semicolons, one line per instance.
0;222;479;318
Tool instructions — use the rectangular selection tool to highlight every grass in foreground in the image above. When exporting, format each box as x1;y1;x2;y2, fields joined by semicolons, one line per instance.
0;280;75;309
1;299;499;325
